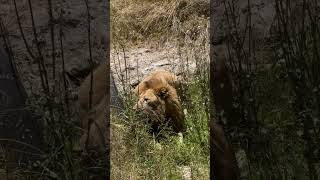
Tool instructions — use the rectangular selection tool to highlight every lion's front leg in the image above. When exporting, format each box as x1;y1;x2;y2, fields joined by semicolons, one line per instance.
165;96;186;133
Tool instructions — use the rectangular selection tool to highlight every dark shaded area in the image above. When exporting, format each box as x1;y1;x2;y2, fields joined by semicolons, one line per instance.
1;0;110;178
211;0;320;179
210;121;239;180
0;46;43;170
209;46;240;179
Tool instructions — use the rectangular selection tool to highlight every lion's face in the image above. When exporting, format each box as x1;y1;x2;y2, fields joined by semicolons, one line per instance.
134;88;166;122
133;69;186;133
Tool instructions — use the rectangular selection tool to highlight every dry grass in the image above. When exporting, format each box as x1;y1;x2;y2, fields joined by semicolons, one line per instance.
111;0;209;46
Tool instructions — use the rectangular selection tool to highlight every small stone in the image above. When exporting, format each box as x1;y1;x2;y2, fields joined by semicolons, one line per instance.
154;59;171;67
125;66;135;71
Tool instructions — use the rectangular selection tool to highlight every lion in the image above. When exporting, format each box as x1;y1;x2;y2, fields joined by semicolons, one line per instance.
134;69;186;134
76;63;108;153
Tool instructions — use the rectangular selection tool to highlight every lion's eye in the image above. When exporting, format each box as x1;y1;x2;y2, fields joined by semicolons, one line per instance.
159;90;167;99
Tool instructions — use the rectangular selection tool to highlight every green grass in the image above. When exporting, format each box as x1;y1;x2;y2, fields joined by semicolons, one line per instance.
111;75;210;180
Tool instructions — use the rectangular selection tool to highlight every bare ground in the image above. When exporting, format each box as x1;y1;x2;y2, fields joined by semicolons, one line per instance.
111;44;197;94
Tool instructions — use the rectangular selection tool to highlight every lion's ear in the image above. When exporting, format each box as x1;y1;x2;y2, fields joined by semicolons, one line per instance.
143;81;149;88
144;79;154;89
158;87;169;99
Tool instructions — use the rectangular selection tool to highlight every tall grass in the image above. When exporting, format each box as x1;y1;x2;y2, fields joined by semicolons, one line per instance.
111;0;210;179
111;0;209;46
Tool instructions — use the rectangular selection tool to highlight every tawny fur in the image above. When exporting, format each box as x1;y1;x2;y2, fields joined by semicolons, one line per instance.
134;69;186;133
78;63;107;113
77;64;107;152
134;70;178;95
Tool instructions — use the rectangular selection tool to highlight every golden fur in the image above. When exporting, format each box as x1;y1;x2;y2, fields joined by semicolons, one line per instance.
134;69;186;133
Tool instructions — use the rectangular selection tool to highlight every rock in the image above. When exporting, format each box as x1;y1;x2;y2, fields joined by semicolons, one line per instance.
154;59;171;67
144;66;154;72
130;79;139;87
111;46;196;94
110;73;124;113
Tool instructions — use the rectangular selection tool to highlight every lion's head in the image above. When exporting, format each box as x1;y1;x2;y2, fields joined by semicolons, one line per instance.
134;87;168;123
134;70;186;134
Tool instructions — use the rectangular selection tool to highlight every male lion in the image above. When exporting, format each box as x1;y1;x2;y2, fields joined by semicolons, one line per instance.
134;69;186;134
